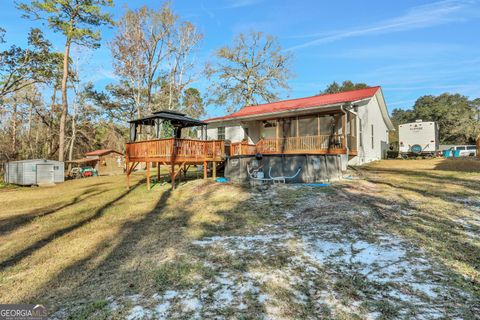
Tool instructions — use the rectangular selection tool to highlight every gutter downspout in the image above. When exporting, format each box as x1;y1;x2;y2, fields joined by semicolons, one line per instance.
340;104;349;161
340;103;359;169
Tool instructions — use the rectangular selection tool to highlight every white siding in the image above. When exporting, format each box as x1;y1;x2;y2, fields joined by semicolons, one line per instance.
349;95;389;165
5;159;64;185
206;122;246;143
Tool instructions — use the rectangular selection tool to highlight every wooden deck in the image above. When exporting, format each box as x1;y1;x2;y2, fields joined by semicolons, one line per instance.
230;135;357;156
126;138;225;189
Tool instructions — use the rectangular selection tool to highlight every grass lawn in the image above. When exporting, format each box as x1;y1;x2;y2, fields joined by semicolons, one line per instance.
0;159;479;319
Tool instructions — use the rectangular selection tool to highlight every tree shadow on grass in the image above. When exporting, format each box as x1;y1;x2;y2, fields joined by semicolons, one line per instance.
335;182;480;289
359;166;480;192
433;158;480;172
0;183;142;270
0;188;106;236
21;180;267;318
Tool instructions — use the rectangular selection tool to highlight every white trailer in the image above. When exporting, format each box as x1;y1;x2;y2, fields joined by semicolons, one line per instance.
399;120;439;157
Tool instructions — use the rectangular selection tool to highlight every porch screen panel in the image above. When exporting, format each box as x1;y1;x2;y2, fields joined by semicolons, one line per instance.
298;116;317;136
333;114;343;135
319;115;334;135
284;118;296;137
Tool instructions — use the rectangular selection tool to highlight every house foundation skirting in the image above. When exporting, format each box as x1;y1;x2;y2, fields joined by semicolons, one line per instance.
225;154;344;183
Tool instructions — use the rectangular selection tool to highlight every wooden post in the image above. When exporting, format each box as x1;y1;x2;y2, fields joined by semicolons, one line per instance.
126;155;130;189
203;161;207;179
157;162;161;181
171;164;176;189
317;114;320;135
146;161;150;190
212;161;217;179
275;120;279;152
296;116;299;150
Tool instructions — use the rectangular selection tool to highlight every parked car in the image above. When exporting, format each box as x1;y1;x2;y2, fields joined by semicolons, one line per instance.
70;166;98;179
449;145;477;157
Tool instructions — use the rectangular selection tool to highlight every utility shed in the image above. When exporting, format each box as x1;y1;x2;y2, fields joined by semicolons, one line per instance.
5;159;64;185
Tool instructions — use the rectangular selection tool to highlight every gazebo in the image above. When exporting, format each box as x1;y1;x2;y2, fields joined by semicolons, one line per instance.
126;110;224;189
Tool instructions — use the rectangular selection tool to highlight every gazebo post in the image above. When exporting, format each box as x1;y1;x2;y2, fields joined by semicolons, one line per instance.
157;162;161;181
203;161;207;179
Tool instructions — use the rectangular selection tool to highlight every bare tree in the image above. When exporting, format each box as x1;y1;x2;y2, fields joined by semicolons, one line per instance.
166;21;203;110
110;4;176;116
109;3;203;117
206;31;293;112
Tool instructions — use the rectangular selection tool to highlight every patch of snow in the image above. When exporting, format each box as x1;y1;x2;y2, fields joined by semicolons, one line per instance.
127;306;152;320
163;290;178;300
155;301;170;317
182;297;201;312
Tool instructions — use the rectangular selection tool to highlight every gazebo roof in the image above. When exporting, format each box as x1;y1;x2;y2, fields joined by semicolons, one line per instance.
129;110;205;128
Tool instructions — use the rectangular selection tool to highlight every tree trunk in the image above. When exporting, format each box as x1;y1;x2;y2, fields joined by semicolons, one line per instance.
47;86;57;157
58;40;71;162
11;99;17;158
67;92;77;171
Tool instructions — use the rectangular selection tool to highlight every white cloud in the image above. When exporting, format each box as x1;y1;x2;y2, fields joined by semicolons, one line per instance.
288;0;479;50
226;0;262;8
330;42;464;59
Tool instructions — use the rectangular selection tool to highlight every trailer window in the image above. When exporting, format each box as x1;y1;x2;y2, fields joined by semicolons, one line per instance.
467;146;476;150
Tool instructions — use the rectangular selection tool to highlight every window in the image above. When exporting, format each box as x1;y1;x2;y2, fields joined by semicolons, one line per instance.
359;119;363;147
467;146;476;150
371;124;374;149
217;127;225;140
244;127;249;140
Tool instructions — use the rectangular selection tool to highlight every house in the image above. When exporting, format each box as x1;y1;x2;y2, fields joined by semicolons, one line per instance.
204;86;394;182
84;149;125;176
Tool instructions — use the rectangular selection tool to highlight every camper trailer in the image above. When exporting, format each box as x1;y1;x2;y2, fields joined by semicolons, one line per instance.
399;120;439;158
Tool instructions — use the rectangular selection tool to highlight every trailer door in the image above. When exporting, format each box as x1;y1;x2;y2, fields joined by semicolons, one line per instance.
36;164;54;184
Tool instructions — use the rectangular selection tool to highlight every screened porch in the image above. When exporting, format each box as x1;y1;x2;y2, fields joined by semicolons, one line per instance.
230;112;357;156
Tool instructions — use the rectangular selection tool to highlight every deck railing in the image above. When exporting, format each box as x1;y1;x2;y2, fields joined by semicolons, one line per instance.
126;138;225;162
230;134;356;156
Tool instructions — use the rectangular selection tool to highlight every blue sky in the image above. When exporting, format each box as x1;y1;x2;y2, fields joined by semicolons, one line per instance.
1;0;479;119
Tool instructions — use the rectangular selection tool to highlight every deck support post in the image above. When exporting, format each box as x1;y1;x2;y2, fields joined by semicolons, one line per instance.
203;161;207;179
126;157;130;189
157;162;161;181
146;161;151;190
171;163;175;190
212;161;216;179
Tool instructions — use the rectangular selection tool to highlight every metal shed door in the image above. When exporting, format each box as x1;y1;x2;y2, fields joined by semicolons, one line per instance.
37;164;54;184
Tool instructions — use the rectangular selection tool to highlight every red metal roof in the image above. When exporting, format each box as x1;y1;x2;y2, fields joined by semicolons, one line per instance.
85;149;122;156
206;86;380;122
